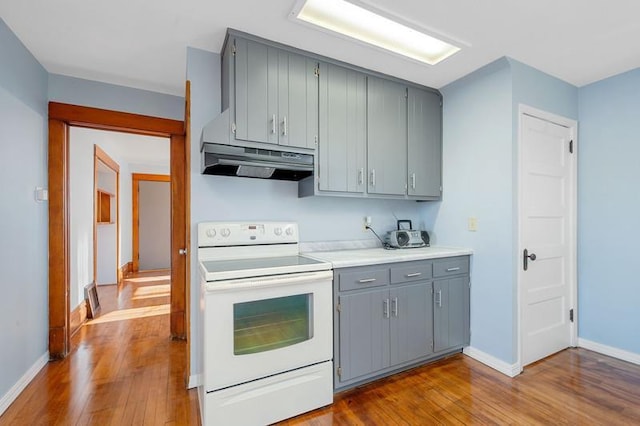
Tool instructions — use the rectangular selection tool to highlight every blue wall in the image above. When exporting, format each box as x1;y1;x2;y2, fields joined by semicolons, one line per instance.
0;18;49;405
436;58;515;363
49;73;185;120
578;69;640;354
434;58;579;365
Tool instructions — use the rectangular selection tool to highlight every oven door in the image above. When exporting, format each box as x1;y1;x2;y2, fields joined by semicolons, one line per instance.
203;270;333;392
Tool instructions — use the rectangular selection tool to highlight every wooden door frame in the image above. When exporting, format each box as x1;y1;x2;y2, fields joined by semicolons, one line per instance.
48;102;189;360
94;146;120;286
132;173;171;273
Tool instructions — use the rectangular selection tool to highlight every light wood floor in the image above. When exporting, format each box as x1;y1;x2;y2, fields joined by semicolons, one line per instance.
0;270;200;425
281;349;640;425
2;272;640;425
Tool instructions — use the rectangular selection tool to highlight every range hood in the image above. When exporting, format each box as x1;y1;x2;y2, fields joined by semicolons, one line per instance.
201;110;313;181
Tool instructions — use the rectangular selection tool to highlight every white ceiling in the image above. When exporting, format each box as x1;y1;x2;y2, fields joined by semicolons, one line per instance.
2;0;640;97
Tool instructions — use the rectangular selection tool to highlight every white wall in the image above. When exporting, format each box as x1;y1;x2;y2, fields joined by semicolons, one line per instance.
96;169;117;285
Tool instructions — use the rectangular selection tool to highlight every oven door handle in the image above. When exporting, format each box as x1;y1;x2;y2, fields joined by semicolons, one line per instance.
204;270;333;292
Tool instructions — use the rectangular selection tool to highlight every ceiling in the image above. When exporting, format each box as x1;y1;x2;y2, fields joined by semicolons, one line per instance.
2;0;639;97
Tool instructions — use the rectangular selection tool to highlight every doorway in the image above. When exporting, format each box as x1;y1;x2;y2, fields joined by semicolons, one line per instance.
133;173;171;273
517;104;578;368
93;146;120;288
48;102;188;361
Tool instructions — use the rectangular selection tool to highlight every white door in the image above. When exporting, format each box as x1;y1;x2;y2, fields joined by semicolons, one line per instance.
519;107;577;367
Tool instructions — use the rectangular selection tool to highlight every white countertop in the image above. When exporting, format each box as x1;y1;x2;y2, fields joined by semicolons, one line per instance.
303;246;473;269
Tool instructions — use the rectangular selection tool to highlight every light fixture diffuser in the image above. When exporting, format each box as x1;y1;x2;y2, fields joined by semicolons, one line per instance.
292;0;461;65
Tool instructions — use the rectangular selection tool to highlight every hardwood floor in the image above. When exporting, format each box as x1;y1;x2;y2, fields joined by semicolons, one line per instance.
280;349;640;425
3;273;640;425
0;271;200;425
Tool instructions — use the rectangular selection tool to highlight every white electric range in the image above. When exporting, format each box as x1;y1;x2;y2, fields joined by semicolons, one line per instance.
197;221;333;426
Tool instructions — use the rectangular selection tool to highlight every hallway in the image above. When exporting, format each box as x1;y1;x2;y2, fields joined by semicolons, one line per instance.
0;271;199;425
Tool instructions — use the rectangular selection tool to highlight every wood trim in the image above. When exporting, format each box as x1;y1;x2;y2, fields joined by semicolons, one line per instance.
69;300;88;337
95;145;120;172
118;261;133;287
170;134;187;340
49;102;184;137
48;102;188;359
93;146;120;288
184;80;192;379
132;173;170;273
48;119;70;359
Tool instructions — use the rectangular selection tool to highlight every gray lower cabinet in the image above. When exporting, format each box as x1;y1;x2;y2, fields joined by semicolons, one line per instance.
334;256;470;391
434;277;470;352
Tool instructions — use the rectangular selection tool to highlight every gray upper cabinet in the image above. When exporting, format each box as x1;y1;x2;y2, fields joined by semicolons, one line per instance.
367;76;408;196
408;87;442;198
232;37;318;150
318;63;367;193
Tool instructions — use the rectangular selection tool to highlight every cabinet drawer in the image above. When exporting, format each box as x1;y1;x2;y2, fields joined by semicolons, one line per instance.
390;261;432;284
433;257;469;278
337;267;389;291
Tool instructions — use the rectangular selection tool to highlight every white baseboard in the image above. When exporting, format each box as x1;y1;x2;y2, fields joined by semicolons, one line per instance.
578;338;640;366
0;351;49;416
463;346;521;377
188;374;202;389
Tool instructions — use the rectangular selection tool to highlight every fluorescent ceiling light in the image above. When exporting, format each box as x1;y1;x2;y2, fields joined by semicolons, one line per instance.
292;0;461;65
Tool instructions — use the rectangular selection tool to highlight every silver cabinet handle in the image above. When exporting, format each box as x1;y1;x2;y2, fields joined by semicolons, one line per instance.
406;272;422;277
436;290;442;307
392;297;398;317
358;168;364;185
282;116;287;136
271;114;277;134
411;173;416;190
383;299;390;318
358;278;376;283
178;248;188;256
370;169;376;186
446;267;460;272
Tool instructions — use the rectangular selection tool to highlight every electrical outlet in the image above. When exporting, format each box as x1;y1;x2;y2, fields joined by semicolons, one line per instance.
468;217;478;232
364;216;372;231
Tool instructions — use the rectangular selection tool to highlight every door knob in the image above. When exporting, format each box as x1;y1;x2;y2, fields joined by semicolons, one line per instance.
523;249;536;271
179;248;188;256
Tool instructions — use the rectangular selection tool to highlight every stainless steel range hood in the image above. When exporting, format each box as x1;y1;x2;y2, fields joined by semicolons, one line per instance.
200;110;314;181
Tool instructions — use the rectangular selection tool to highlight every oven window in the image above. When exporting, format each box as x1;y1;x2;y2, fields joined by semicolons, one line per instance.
233;294;313;355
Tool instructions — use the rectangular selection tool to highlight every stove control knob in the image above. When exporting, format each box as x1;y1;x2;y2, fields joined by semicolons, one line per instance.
206;228;216;238
274;227;283;236
221;228;231;238
285;227;294;236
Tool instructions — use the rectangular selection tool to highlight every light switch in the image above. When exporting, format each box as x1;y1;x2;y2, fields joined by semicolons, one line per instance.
35;187;48;202
468;217;478;232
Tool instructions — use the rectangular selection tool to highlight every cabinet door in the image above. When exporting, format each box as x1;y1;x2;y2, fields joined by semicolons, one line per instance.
279;53;318;149
338;288;390;382
408;87;442;198
433;276;470;352
318;63;367;193
367;76;407;195
390;282;433;365
234;38;278;144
